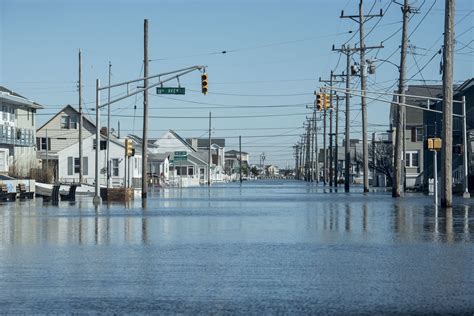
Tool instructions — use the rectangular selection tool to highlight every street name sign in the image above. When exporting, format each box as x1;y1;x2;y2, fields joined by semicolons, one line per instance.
156;87;185;95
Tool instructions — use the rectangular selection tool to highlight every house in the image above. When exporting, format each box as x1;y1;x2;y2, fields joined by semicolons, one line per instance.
56;133;142;187
148;153;170;185
36;104;96;181
224;150;249;175
389;85;443;188
422;78;474;190
265;164;279;176
0;86;43;177
187;137;226;168
148;130;210;185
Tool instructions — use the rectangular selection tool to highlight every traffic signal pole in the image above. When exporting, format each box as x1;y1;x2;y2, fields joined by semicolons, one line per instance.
92;66;206;204
142;19;149;200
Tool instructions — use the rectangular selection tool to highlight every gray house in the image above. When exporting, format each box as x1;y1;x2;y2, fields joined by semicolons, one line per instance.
390;85;444;188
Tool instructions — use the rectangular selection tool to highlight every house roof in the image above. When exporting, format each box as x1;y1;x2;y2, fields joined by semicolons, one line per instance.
187;138;226;148
225;149;248;155
37;104;95;131
168;130;197;152
0;86;43;109
455;78;474;93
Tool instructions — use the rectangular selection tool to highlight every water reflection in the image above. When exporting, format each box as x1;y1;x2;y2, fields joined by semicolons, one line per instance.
0;185;473;247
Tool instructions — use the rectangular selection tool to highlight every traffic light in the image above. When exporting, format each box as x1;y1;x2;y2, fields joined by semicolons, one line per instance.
324;93;331;109
201;73;208;95
316;93;323;111
125;139;133;157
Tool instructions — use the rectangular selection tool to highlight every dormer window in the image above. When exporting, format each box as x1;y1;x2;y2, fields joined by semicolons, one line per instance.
60;115;78;129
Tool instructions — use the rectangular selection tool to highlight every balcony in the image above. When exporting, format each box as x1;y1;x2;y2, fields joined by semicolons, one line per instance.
0;125;35;147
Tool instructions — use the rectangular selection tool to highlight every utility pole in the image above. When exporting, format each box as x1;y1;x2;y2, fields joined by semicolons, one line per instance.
239;135;242;184
106;62;112;189
334;94;345;187
78;49;83;184
341;1;383;193
323;98;327;185
394;0;411;198
208;112;212;186
310;115;315;181
306;121;312;181
141;19;149;199
441;0;455;207
93;79;101;204
332;45;354;192
320;71;343;186
315;113;319;183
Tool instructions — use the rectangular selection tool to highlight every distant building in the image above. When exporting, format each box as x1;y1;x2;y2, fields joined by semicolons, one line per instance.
0;86;43;177
224;150;249;175
265;164;279;176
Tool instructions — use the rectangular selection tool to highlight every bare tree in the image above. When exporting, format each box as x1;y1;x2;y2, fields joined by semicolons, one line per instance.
355;142;393;186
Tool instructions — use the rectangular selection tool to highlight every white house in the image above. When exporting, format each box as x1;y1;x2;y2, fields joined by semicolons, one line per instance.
149;130;210;186
36;104;96;181
0;86;43;176
57;134;142;187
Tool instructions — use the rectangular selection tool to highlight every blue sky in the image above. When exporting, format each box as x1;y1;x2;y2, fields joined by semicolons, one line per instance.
1;0;473;167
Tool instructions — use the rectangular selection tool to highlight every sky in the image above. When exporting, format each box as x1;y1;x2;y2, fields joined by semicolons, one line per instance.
1;0;473;168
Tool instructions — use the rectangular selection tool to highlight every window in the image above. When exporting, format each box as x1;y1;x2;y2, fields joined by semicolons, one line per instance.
2;106;7;121
411;127;423;142
61;116;69;129
93;139;107;150
405;151;419;168
188;167;194;176
83;157;88;176
68;157;74;175
453;117;461;132
112;159;119;177
74;158;80;173
60;115;77;129
10;107;15;122
37;137;50;150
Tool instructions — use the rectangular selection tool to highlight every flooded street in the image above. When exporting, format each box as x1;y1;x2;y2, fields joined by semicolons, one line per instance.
0;181;473;314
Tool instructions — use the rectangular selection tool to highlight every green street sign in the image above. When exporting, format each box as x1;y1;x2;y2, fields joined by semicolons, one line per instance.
173;156;187;161
156;87;185;95
174;151;187;157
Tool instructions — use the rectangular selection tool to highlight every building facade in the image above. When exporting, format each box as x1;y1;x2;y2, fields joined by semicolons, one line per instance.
0;86;42;177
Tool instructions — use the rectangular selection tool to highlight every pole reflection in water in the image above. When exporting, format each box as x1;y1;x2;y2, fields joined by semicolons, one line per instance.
0;182;473;315
362;203;368;232
345;204;351;232
445;207;453;244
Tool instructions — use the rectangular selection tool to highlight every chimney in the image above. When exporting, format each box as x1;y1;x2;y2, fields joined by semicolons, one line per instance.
100;127;107;136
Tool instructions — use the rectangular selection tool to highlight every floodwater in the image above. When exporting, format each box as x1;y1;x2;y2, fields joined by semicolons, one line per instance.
0;181;473;314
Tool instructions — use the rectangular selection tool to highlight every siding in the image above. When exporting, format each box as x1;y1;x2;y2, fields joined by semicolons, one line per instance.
36;106;95;152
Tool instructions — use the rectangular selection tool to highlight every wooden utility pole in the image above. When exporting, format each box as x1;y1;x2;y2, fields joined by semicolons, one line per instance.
333;94;345;187
106;62;112;189
141;19;149;199
310;114;315;181
78;49;83;184
332;45;353;192
208;112;212;186
320;71;343;186
393;0;410;198
323;97;327;185
239;135;242;184
345;48;351;192
341;1;383;193
441;0;455;207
